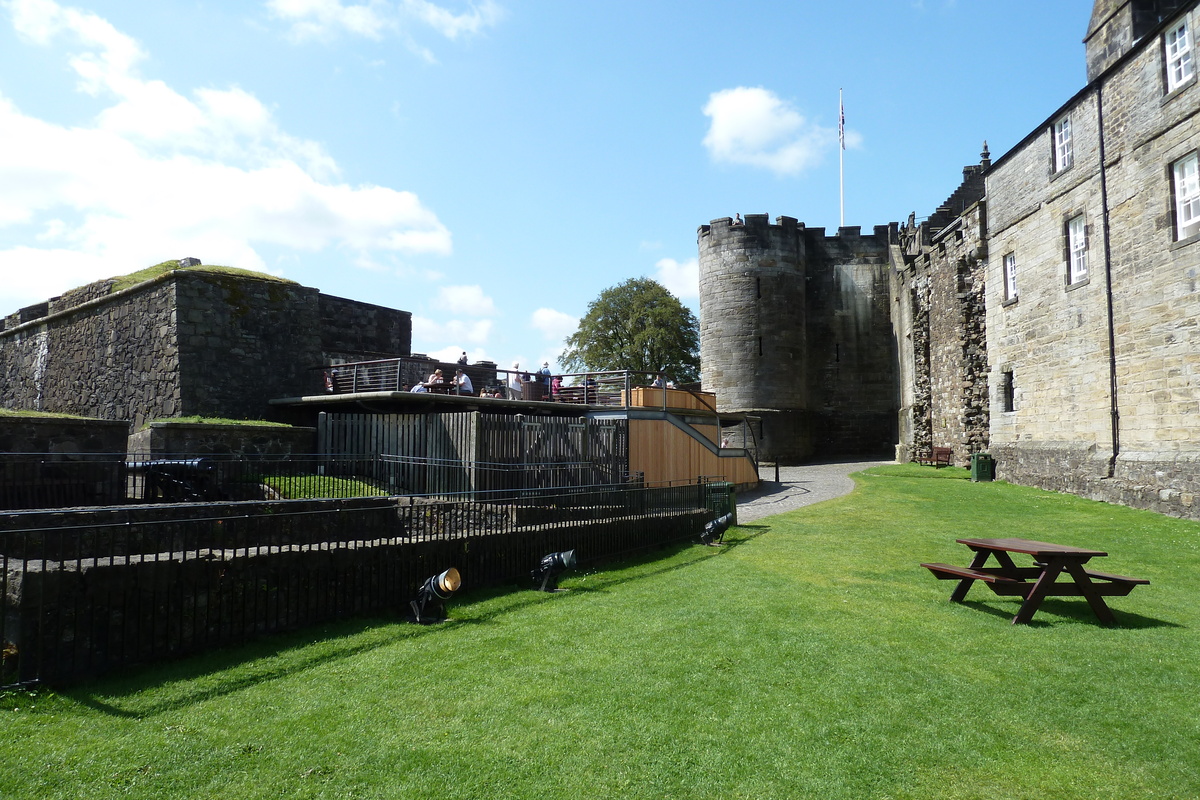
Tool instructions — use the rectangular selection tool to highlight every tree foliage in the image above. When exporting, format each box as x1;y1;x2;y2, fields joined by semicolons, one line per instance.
560;278;700;382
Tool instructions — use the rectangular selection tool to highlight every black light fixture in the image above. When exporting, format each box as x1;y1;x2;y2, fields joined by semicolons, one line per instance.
409;567;461;623
700;513;734;546
532;549;577;592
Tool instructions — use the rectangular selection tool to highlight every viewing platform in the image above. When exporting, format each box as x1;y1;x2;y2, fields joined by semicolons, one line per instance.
270;357;761;489
274;357;722;415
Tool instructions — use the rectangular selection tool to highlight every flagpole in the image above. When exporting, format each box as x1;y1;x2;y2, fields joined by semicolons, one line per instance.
839;88;845;228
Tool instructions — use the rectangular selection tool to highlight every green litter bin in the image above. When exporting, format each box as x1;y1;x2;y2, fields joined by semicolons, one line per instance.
704;481;737;523
970;453;995;482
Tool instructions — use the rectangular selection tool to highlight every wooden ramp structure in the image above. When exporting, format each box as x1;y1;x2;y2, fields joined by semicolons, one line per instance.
317;405;759;496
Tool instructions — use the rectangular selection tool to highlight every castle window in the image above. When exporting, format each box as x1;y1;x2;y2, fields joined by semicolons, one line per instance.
1166;19;1194;93
1067;215;1088;284
1001;370;1015;413
1003;252;1018;302
1173;152;1200;240
1053;114;1073;173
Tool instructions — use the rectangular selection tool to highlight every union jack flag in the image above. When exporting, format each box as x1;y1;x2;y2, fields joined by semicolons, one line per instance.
839;99;845;150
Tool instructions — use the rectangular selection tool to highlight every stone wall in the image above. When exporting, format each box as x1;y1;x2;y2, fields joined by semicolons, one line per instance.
0;278;182;426
892;183;990;468
127;421;317;457
1;268;415;427
0;415;130;455
698;216;897;461
0;416;132;508
984;2;1200;519
986;86;1114;489
173;272;323;419
320;294;412;363
1102;5;1200;460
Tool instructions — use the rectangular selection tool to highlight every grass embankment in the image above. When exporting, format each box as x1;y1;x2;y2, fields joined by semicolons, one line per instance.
0;408;99;420
144;417;295;427
2;465;1196;799
259;474;388;499
109;261;297;294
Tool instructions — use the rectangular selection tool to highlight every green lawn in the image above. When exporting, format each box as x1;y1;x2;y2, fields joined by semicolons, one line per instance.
258;474;389;499
3;465;1197;799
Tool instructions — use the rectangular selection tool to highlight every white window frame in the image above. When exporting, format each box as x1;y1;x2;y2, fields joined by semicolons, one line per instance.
1054;115;1073;172
1068;215;1088;284
1166;19;1195;93
1174;152;1200;240
1003;252;1018;301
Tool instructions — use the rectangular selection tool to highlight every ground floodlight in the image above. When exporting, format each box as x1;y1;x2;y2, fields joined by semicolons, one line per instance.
700;513;734;546
409;567;461;624
532;549;577;592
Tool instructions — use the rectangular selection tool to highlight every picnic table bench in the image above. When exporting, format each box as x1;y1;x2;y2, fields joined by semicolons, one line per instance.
921;537;1148;625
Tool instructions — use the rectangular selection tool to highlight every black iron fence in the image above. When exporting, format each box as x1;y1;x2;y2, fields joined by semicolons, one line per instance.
1;481;733;689
0;452;656;511
0;453;388;510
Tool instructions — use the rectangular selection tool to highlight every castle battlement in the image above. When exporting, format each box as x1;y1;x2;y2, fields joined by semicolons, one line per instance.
698;215;896;247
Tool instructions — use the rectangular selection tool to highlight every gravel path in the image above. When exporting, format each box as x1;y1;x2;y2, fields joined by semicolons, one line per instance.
735;459;893;523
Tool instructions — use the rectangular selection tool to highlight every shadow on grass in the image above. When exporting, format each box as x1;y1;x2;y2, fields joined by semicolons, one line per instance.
955;597;1180;629
67;616;416;718
68;531;765;717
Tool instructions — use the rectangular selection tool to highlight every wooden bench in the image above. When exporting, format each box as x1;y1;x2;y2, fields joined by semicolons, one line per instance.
916;446;952;468
923;559;1151;605
920;563;1024;585
1081;569;1151;596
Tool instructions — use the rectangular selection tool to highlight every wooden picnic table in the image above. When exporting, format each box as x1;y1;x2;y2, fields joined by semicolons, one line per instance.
421;382;475;395
921;537;1148;625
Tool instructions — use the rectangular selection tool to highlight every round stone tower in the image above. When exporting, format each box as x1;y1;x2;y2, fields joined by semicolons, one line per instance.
699;214;899;463
698;214;809;460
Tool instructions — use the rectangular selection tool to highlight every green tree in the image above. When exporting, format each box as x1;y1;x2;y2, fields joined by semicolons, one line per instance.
560;278;700;382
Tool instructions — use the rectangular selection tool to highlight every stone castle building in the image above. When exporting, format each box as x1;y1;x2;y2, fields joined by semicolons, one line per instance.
0;264;411;428
698;217;898;461
700;0;1200;519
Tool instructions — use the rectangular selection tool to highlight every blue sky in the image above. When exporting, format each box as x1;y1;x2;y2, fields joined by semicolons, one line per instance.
0;0;1092;372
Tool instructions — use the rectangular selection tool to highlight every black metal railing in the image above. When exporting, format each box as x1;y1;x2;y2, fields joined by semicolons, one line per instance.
0;481;728;689
0;451;662;510
0;454;425;509
325;359;636;406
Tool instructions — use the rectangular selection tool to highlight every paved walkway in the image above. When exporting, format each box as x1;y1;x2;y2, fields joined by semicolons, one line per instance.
735;459;892;523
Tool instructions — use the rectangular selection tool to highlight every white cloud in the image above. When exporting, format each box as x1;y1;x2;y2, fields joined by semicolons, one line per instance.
266;0;502;44
402;0;502;40
654;257;698;301
266;0;392;42
0;0;450;310
702;86;849;176
530;307;576;343
424;344;485;364
411;316;493;346
434;284;496;316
